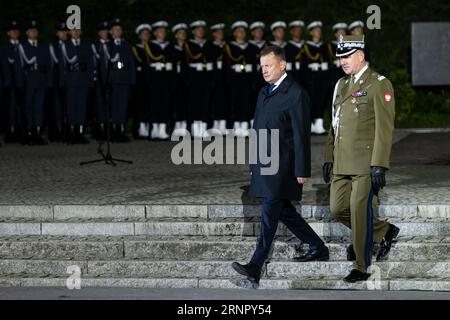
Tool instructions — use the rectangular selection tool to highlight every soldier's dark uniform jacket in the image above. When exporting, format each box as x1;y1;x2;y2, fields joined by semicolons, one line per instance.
172;41;189;123
224;41;259;123
210;40;229;122
146;39;175;124
301;40;330;121
184;38;215;122
61;38;95;133
284;40;304;85
17;39;52;133
108;38;136;126
131;41;151;129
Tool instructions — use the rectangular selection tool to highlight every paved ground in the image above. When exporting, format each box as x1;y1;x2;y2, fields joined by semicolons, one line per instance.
0;129;449;206
1;287;450;300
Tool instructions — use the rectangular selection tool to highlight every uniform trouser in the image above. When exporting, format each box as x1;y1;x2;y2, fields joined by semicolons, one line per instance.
5;85;22;129
25;86;46;131
51;87;64;129
66;86;89;127
304;71;327;120
110;84;130;126
210;72;228;120
330;174;390;272
230;73;254;122
94;82;108;124
134;74;150;124
250;198;325;269
149;72;172;123
188;71;212;122
172;78;188;121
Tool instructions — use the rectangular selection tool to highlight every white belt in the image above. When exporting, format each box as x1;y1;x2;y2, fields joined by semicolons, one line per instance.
216;61;223;70
287;62;301;71
177;63;181;74
308;62;329;72
150;62;173;71
189;62;214;71
334;60;340;68
231;64;253;73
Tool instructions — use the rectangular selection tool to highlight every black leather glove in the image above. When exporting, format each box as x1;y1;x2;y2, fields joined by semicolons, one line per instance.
322;162;333;184
371;166;386;195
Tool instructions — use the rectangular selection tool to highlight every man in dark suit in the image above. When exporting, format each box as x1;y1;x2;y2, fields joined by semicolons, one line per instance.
232;46;329;286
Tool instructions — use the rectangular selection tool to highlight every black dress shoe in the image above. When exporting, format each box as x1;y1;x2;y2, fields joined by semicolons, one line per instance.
231;262;261;284
347;244;356;261
343;269;371;283
294;246;329;262
376;224;400;261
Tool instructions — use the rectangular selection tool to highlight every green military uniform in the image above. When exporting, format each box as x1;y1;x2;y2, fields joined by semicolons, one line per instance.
324;36;395;273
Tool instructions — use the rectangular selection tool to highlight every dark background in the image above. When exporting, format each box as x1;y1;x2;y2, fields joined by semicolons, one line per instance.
1;0;449;127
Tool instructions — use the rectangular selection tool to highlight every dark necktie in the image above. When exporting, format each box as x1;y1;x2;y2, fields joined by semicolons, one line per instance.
268;83;275;94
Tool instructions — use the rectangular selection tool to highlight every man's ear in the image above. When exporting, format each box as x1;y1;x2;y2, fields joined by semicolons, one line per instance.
280;59;287;70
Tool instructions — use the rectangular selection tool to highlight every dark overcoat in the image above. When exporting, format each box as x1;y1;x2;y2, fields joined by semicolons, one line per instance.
249;74;311;201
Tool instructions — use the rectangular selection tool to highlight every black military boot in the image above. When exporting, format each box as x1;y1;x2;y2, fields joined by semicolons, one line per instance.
33;126;47;145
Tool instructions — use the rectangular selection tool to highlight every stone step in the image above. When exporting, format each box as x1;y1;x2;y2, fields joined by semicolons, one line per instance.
0;236;448;262
1;260;450;280
0;219;448;237
1;276;449;291
1;204;449;221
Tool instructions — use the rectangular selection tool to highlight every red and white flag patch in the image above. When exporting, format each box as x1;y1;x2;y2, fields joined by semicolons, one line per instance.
384;93;392;103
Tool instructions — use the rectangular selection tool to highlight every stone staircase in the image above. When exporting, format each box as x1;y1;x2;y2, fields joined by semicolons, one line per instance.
0;204;449;291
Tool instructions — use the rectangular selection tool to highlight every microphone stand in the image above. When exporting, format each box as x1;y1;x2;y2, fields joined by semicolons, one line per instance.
80;40;132;166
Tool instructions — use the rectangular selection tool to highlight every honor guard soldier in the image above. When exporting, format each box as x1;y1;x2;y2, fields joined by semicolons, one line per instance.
224;21;259;137
48;22;68;142
171;23;189;137
323;35;399;282
303;21;329;135
328;22;347;84
131;23;152;139
348;20;371;64
249;21;267;125
210;23;228;135
61;26;94;144
249;22;267;51
285;20;305;85
270;21;287;48
17;20;52;145
2;20;22;143
91;20;112;140
108;18;136;142
184;20;215;138
0;40;10;145
147;20;174;140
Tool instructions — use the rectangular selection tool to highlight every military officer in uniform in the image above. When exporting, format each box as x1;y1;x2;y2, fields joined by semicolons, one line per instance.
184;20;215;138
171;23;189;137
348;20;371;64
285;20;305;85
302;21;329;135
17;20;52;145
210;23;228;135
224;21;258;137
323;35;400;283
61;26;95;144
108;18;136;142
270;21;287;48
131;23;152;139
48;22;68;142
147;20;174;140
2;20;22;143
